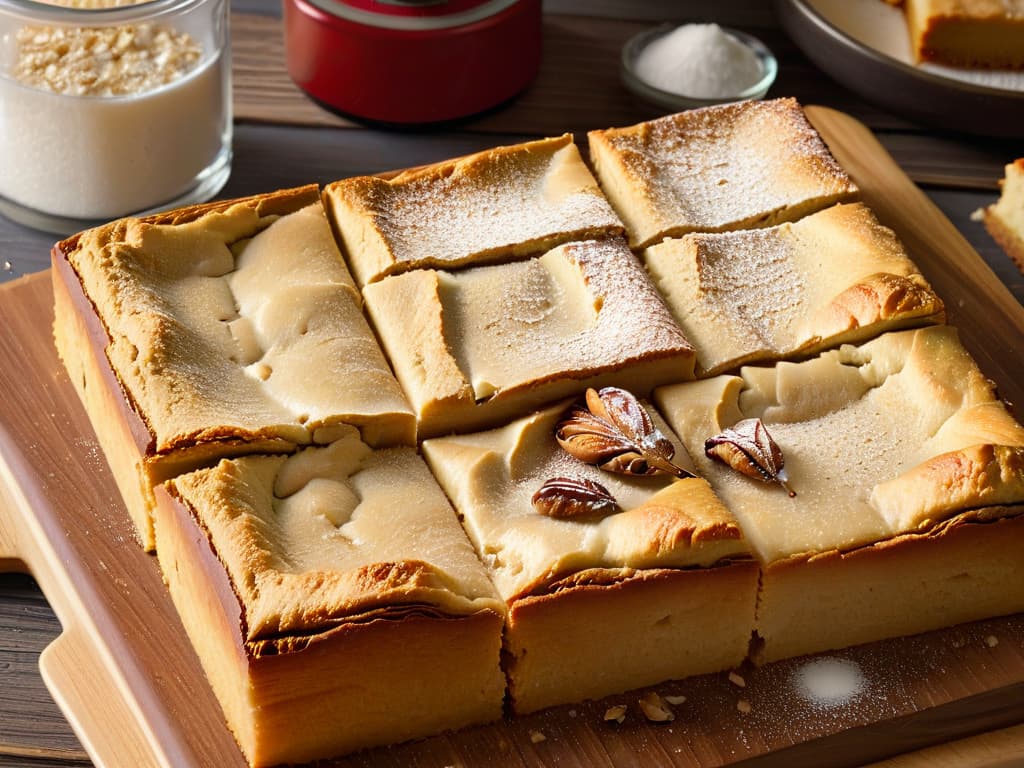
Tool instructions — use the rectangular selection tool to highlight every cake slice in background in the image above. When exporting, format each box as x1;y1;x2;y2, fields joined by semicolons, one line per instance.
980;158;1024;273
904;0;1024;68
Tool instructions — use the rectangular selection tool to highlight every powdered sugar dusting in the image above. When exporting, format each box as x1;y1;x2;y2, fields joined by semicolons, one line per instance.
437;239;692;400
346;137;622;275
597;98;856;240
793;658;866;707
693;227;805;349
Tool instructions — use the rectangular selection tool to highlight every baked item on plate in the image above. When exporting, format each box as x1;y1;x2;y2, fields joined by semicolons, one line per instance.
422;396;758;714
904;0;1024;68
655;325;1024;663
644;202;945;376
980;158;1024;272
323;134;624;285
362;237;696;438
587;98;859;249
52;187;414;549
154;427;505;766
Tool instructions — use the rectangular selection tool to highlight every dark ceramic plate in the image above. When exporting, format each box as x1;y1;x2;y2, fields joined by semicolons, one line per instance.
776;0;1024;139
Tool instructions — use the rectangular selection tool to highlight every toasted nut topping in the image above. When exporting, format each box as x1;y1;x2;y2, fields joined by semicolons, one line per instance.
603;704;627;724
737;699;752;714
638;691;675;722
728;671;746;688
663;694;687;706
532;476;619;519
705;418;795;496
556;387;694;478
529;729;546;744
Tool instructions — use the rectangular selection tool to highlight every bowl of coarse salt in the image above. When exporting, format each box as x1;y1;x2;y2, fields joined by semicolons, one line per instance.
621;22;777;111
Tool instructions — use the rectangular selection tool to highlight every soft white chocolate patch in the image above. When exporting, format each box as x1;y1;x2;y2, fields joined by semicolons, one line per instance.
655;326;1024;564
423;402;748;601
439;249;599;401
67;198;414;453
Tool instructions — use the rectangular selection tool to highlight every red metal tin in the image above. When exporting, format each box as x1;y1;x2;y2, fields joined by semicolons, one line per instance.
283;0;542;125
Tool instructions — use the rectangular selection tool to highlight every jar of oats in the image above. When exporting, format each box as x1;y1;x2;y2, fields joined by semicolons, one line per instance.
0;0;230;232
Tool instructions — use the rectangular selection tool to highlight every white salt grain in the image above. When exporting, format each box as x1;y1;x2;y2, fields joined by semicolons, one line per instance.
635;23;763;99
794;658;866;707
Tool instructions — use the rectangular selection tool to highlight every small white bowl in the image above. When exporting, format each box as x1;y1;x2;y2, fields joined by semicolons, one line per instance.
621;23;778;111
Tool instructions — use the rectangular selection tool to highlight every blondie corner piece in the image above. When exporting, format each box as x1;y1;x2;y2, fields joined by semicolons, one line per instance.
644;202;945;376
655;325;1024;663
323;133;624;285
981;158;1024;273
155;428;505;766
422;401;757;714
363;237;696;438
52;187;415;549
587;97;858;249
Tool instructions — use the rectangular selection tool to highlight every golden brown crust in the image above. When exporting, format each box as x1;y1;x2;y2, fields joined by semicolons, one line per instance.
755;506;1024;663
655;326;1024;563
423;401;750;604
164;441;503;642
153;481;505;766
61;186;414;458
506;563;759;713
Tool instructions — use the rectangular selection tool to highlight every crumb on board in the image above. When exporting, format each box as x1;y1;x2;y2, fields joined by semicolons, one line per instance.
604;704;627;724
638;691;675;722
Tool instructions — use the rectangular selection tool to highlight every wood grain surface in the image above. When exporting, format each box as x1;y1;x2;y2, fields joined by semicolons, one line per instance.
0;108;1023;768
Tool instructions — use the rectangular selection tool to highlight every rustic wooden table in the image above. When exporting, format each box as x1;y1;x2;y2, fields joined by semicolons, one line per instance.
0;2;1022;766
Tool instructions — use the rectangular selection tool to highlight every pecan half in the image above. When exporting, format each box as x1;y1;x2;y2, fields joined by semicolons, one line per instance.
555;387;694;478
705;418;795;496
532;476;620;519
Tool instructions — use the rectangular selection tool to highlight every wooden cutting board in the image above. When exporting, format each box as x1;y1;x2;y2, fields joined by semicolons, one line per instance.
0;107;1022;768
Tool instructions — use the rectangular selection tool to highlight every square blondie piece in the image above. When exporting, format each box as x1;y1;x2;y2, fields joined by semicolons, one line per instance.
53;187;414;549
422;400;758;714
363;238;696;438
644;202;945;376
324;134;624;285
655;326;1024;663
155;428;506;766
588;98;858;249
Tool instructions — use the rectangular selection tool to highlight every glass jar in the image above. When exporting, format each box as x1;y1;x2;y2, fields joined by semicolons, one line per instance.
0;0;231;233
